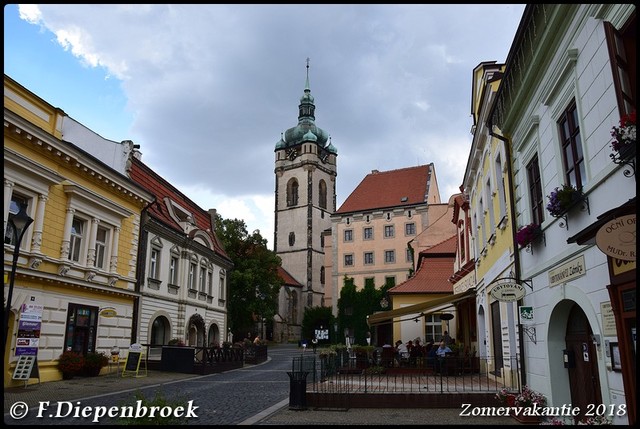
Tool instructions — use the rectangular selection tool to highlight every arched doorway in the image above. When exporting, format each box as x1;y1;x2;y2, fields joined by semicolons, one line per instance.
187;314;205;347
208;324;220;347
565;304;602;421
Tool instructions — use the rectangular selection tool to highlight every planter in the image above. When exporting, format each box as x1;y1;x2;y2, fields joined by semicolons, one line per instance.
512;412;541;424
161;346;195;373
61;372;75;380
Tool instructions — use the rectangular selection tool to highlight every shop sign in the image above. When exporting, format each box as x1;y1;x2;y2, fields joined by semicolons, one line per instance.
490;281;526;302
549;255;586;287
596;214;636;261
99;307;117;318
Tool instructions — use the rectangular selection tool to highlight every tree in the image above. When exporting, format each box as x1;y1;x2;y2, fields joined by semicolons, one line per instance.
214;215;282;339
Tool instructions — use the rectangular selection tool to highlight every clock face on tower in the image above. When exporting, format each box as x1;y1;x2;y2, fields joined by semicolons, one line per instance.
286;148;298;161
319;149;329;163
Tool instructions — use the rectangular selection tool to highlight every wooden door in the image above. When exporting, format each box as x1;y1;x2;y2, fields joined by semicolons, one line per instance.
565;304;602;421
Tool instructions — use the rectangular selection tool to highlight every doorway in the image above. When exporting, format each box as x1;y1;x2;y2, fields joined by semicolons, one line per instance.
565;304;602;421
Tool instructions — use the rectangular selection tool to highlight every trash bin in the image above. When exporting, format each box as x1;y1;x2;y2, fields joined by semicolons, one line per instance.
286;371;309;410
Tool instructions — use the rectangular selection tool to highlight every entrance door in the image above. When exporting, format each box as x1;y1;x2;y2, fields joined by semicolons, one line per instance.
491;301;503;375
565;304;602;420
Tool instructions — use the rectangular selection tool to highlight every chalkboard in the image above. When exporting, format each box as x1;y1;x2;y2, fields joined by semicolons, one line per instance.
123;351;141;373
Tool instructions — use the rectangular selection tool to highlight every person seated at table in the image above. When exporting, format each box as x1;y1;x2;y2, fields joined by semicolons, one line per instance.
410;338;424;367
426;341;438;369
395;340;409;366
434;341;452;373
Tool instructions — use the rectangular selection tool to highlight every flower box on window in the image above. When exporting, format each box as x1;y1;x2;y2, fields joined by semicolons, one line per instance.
515;223;541;248
610;110;636;159
546;185;583;218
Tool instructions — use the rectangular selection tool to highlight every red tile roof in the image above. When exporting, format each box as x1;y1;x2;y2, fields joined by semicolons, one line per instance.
278;266;303;287
389;234;456;295
336;165;432;213
128;157;229;260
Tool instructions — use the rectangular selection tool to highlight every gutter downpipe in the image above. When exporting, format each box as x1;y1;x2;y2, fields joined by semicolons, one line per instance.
133;197;157;344
488;124;527;389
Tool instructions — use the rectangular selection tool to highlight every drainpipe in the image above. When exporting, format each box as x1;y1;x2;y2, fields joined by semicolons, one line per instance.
133;197;157;344
488;124;527;389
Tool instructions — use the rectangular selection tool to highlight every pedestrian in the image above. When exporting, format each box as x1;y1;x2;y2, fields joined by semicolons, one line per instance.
441;330;452;345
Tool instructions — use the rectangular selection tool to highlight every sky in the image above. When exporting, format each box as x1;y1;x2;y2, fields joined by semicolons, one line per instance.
4;4;526;249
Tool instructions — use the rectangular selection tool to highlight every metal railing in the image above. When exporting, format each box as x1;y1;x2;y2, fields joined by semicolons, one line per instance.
295;353;521;395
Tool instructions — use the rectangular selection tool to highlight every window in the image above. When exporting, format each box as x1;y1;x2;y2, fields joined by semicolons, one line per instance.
5;194;29;246
363;227;373;240
169;256;179;285
289;231;295;246
320;266;325;284
70;217;85;263
200;266;207;293
486;178;495;233
218;273;226;301
344;229;353;242
384;225;395;238
364;252;374;265
405;223;416;236
495;155;507;219
319;180;327;209
189;262;197;289
208;271;213;296
64;303;98;354
384;250;395;263
558;101;586;190
286;178;299;206
604;18;636;117
406;247;413;263
424;315;443;343
384;276;396;288
344;254;354;267
149;249;159;279
151;316;170;345
94;226;108;269
526;155;545;225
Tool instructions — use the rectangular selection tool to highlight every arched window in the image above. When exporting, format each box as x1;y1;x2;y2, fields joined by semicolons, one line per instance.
287;178;299;207
289;231;295;246
319;180;327;209
151;316;170;345
320;266;325;284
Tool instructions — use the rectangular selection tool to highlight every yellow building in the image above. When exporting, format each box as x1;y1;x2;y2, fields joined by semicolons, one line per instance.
463;62;520;388
3;74;153;386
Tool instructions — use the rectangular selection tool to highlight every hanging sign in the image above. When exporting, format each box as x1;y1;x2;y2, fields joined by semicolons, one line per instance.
595;214;636;261
99;307;118;318
490;281;526;302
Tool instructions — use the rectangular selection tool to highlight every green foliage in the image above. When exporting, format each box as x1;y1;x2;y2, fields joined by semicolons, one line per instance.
118;391;188;425
337;276;393;345
58;351;84;375
301;306;334;341
84;351;109;369
214;214;282;337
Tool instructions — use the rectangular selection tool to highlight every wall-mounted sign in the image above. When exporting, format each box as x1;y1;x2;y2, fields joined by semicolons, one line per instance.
600;302;617;336
548;255;586;287
490;282;526;302
596;214;636;261
519;306;534;325
99;307;117;318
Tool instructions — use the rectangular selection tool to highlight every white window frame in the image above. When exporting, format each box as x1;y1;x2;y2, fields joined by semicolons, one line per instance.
94;226;109;270
384;224;395;238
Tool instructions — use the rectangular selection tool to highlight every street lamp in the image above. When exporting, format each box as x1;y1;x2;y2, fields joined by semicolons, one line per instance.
3;203;34;358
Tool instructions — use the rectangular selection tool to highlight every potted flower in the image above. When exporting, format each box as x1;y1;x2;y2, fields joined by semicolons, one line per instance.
516;223;542;248
57;351;85;380
83;351;109;376
610;110;636;160
495;387;517;407
546;185;582;217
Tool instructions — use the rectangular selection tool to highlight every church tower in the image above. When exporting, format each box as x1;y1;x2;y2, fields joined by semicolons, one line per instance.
274;60;337;340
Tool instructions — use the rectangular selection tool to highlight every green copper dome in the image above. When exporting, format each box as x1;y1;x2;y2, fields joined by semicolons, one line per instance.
275;60;334;152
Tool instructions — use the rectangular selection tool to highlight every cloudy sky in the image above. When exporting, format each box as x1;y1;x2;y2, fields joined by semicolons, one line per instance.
4;4;526;249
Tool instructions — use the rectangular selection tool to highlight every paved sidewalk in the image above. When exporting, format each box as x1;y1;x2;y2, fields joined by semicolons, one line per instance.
4;369;200;412
5;368;520;425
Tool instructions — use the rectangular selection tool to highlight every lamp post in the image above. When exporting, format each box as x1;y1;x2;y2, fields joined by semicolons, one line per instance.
3;204;34;358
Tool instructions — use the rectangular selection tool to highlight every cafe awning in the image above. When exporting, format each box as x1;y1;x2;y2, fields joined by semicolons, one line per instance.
367;289;476;327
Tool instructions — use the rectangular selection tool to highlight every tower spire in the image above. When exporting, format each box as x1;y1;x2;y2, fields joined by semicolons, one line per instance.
305;57;310;92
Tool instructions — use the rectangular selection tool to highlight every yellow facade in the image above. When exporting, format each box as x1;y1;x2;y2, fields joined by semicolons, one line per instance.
4;75;152;386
